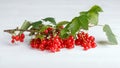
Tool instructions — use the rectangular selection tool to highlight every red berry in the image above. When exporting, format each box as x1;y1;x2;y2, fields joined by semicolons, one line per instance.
50;47;56;53
34;44;39;48
81;31;85;35
36;38;41;44
39;44;45;51
30;39;35;48
89;36;95;41
83;46;89;51
69;35;74;39
91;42;96;48
47;27;53;31
20;33;25;39
11;39;15;43
59;26;64;29
85;33;89;39
77;33;81;38
15;35;20;41
41;39;46;44
75;39;81;45
20;38;24;42
44;30;48;34
12;36;15;39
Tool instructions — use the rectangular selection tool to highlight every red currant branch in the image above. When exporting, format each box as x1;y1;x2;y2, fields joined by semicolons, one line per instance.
3;5;118;53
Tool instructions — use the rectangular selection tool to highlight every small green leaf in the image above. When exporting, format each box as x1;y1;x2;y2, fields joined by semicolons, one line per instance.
39;25;48;32
42;17;56;25
89;5;103;12
103;24;118;45
19;20;31;34
79;15;88;30
31;21;42;29
36;35;45;40
56;21;69;28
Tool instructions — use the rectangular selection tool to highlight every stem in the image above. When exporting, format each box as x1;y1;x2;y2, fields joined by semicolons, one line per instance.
89;24;104;27
4;29;39;34
97;24;104;26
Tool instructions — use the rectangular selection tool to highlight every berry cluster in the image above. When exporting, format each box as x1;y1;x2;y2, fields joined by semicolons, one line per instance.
10;28;96;52
11;33;25;43
29;26;96;52
75;32;96;50
30;35;75;53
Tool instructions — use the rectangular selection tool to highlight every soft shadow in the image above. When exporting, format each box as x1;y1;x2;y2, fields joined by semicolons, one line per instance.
97;41;111;45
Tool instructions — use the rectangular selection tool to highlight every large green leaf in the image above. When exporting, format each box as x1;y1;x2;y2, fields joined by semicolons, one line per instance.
60;15;88;38
87;5;103;25
60;5;103;38
80;5;103;25
42;17;56;25
103;24;118;45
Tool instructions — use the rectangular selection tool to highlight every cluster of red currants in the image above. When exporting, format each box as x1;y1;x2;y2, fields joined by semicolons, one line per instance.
75;32;96;50
10;27;96;52
11;33;25;43
30;35;75;53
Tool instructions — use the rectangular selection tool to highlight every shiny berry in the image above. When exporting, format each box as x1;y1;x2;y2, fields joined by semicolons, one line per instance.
44;30;48;34
15;35;20;41
20;33;25;39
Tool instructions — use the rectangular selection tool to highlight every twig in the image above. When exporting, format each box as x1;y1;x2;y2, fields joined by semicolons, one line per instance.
4;29;39;33
89;24;104;27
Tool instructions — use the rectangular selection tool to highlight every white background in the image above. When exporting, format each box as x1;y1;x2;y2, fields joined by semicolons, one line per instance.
0;0;120;68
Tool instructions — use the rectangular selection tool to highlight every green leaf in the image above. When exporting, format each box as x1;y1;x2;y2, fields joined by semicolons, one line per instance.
89;5;103;12
60;15;89;38
80;5;103;25
87;12;98;25
68;17;81;35
42;17;56;25
56;21;69;28
87;5;103;25
31;20;42;29
36;35;45;40
79;15;88;30
80;11;88;15
19;20;31;34
103;24;118;45
60;28;69;38
60;21;71;38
